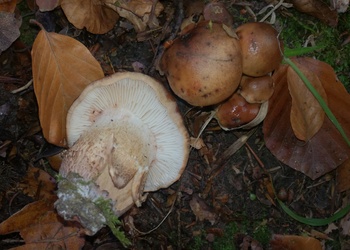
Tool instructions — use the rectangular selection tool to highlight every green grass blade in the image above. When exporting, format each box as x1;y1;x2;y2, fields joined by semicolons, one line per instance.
284;46;324;57
283;57;350;147
278;199;350;226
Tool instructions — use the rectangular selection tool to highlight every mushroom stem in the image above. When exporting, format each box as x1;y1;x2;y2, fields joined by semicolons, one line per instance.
60;119;156;214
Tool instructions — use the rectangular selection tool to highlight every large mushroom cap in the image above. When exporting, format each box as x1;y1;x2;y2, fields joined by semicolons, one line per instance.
160;20;243;107
65;72;189;192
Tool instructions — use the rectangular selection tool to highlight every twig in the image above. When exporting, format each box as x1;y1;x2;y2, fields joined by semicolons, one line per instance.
208;128;258;181
130;193;177;235
10;79;33;94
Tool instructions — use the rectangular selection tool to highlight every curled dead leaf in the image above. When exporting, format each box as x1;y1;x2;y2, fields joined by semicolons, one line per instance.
19;166;56;200
189;194;216;225
287;59;327;141
109;0;164;32
291;0;338;26
61;0;119;34
32;29;104;147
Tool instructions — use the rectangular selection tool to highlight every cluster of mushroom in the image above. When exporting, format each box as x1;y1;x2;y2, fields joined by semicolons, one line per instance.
159;20;283;130
55;72;189;235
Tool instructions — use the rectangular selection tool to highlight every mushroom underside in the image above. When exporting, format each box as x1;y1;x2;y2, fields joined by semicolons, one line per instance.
56;73;190;234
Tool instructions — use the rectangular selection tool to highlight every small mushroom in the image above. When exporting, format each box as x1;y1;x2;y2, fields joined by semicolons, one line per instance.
215;92;268;130
160;20;242;107
203;2;234;26
236;22;283;77
55;72;189;234
195;92;269;138
239;75;274;103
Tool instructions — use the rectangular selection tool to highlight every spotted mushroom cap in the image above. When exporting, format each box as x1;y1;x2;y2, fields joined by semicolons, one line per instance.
65;72;189;192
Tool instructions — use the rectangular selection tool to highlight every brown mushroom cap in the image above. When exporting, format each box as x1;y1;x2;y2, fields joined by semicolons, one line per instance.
239;75;274;103
160;20;242;107
203;2;234;26
236;22;283;77
57;72;189;229
215;92;261;130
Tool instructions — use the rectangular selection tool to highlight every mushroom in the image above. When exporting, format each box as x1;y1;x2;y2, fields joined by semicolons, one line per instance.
236;22;283;77
215;92;267;130
203;2;234;26
239;75;274;103
160;20;242;107
55;72;189;235
194;92;269;138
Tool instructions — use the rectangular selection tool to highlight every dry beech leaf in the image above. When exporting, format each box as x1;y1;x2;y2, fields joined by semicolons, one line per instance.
189;194;217;225
0;199;85;250
36;0;60;11
291;0;338;27
19;166;56;200
61;0;119;34
287;60;327;141
110;0;164;32
18;211;85;250
0;198;55;234
270;234;322;250
32;29;104;147
263;57;350;179
336;158;350;192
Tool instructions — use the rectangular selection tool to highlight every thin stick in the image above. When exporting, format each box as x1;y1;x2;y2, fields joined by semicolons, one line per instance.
11;79;33;94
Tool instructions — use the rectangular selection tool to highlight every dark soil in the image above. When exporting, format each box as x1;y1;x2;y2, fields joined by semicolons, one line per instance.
0;1;349;249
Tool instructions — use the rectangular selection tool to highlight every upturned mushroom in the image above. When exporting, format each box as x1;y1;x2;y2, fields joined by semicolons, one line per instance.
160;20;242;107
55;72;189;235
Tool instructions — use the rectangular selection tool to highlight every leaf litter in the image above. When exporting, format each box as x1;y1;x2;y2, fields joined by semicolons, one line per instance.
0;0;350;249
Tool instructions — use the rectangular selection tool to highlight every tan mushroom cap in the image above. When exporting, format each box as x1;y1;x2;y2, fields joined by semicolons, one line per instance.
160;21;243;107
59;72;189;215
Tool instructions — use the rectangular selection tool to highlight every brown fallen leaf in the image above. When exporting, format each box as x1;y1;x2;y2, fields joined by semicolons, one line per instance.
287;59;327;141
19;166;56;200
0;198;56;234
0;197;85;250
60;0;119;34
109;0;164;32
190;194;217;225
336;159;350;192
263;57;350;179
290;0;338;27
270;234;322;250
32;28;104;147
